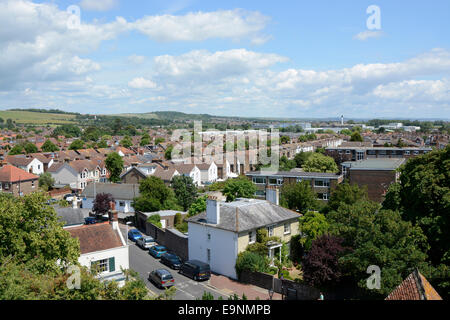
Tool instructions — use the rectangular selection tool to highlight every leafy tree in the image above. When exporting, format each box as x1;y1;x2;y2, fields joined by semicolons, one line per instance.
68;139;85;151
188;195;207;217
140;133;151;146
298;211;330;251
147;214;162;228
279;155;296;171
38;173;55;191
165;145;174;160
280;181;318;213
105;152;124;183
133;176;180;212
325;182;368;213
302;235;347;287
0;192;80;273
280;136;291;144
340;129;352;136
23;142;38;154
303;153;338;173
171;175;198;211
97;139;108;148
382;146;450;296
6;118;14;129
41;139;59;152
52;124;81;138
328;200;430;297
155;137;165;145
223;176;257;202
120;136;133;148
93;193;115;215
350;131;363;142
8;144;24;155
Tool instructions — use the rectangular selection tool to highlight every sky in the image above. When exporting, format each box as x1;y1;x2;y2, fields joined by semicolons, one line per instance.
0;0;449;119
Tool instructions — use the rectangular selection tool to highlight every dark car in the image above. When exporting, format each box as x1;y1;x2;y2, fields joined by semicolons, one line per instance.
179;260;211;281
148;269;174;289
149;245;167;258
160;253;182;270
84;217;97;225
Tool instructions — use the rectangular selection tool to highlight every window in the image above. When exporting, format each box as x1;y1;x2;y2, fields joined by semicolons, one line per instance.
269;177;283;185
249;231;256;244
314;179;330;187
317;193;329;200
338;150;343;154
207;249;211;263
207;233;211;241
345;150;351;154
119;201;125;207
404;150;410;155
92;259;109;273
413;151;419;155
4;183;9;190
357;151;364;160
31;181;35;188
267;225;274;237
284;223;290;235
252;177;266;184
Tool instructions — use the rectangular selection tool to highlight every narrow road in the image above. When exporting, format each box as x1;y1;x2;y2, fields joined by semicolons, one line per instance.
119;225;226;300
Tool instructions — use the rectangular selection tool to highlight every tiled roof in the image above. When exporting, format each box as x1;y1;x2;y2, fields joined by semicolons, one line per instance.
5;155;35;166
0;165;39;182
385;269;442;300
153;167;179;182
66;222;124;254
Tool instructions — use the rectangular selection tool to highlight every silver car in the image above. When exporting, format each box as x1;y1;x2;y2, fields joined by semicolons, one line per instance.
136;236;156;249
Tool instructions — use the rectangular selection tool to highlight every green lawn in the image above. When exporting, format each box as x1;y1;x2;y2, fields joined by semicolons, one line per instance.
0;111;77;124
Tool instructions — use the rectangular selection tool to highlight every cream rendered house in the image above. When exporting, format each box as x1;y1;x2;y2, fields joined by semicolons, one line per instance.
186;189;300;279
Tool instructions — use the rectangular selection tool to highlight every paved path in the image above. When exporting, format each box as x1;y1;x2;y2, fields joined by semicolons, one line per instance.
210;274;283;300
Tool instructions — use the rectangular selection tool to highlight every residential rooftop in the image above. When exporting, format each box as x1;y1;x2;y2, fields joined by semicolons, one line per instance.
342;158;406;170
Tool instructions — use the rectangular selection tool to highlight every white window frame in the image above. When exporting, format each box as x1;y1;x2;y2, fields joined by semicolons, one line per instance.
248;231;256;244
93;258;109;273
284;223;291;235
267;225;274;237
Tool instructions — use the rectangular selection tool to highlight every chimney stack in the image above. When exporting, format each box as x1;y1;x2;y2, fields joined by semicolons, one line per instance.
109;201;119;230
206;196;220;224
265;186;280;206
72;195;78;209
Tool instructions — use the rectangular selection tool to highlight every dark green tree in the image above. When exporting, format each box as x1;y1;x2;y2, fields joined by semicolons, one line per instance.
303;153;338;173
41;139;59;152
350;131;363;142
171;175;198;211
223;176;257;202
68;139;85;151
38;173;55;191
280;181;319;213
105;152;124;183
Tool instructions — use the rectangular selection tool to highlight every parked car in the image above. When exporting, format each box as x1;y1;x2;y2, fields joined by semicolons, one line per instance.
63;193;78;202
148;245;167;258
160;253;182;270
179;260;211;281
128;229;143;242
148;269;174;289
136;236;156;249
84;217;97;225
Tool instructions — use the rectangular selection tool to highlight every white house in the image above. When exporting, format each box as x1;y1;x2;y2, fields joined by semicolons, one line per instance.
197;162;218;185
66;212;129;287
48;160;101;191
81;182;140;214
173;164;201;186
5;155;45;175
186;192;300;279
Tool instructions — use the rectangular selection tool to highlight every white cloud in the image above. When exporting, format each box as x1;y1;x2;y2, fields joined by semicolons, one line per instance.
127;54;145;65
131;9;270;43
128;77;157;89
79;0;119;12
353;30;383;41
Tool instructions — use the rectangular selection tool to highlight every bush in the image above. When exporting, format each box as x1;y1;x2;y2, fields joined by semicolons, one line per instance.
235;251;270;279
147;214;162;228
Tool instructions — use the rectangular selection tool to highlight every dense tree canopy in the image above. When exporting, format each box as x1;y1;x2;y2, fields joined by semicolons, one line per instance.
133;176;180;212
303;153;339;173
105;152;124;183
280;181;318;213
298;211;330;251
223;176;257;202
325;182;369;213
38;173;55;191
68;139;85;151
171;175;198;211
41;139;59;152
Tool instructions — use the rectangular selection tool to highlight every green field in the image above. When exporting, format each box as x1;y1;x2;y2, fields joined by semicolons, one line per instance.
0;111;77;125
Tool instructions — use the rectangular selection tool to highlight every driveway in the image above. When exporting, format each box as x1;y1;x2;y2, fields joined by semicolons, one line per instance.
119;224;226;300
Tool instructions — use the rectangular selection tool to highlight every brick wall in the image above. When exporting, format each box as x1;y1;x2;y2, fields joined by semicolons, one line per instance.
349;169;396;202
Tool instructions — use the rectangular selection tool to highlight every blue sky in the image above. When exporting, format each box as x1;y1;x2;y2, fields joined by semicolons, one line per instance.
0;0;449;119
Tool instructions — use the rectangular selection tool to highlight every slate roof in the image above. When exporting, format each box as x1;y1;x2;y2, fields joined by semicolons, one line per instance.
0;165;39;182
55;206;88;227
5;155;36;167
67;222;124;254
186;198;301;233
385;269;442;300
82;182;140;200
342;158;406;170
153;167;179;182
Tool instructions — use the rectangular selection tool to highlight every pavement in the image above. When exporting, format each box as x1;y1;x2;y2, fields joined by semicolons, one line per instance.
120;223;282;300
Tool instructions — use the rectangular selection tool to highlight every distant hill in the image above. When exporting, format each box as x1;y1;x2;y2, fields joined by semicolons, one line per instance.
0;110;77;125
112;111;224;121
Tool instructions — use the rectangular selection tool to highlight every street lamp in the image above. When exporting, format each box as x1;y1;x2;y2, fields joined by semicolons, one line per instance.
126;221;132;245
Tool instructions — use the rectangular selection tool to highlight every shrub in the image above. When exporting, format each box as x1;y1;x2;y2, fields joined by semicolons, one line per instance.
147;214;162;228
235;251;269;279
